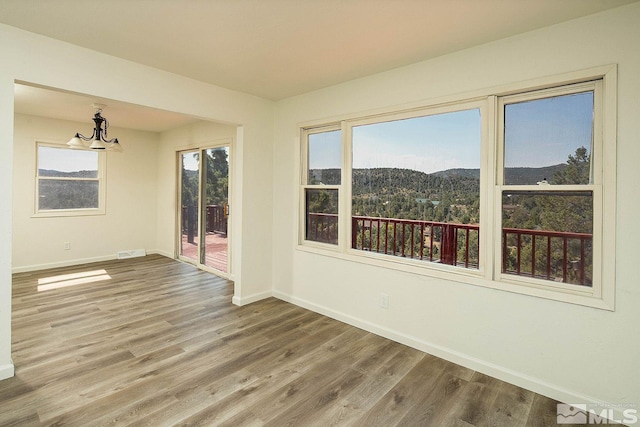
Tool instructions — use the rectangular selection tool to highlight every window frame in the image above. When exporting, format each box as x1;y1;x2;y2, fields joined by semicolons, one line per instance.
300;124;343;250
494;81;604;300
344;99;488;275
297;65;616;310
34;141;107;217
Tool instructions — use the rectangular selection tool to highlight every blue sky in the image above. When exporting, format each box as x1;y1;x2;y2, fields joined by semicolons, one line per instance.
352;109;481;173
38;146;97;172
309;91;593;174
308;130;342;170
308;109;482;174
504;91;593;168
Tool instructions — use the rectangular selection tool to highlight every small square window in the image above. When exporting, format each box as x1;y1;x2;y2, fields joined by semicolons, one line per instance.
35;143;105;216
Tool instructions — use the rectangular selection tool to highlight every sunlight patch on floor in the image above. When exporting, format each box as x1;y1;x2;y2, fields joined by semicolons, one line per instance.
37;269;111;292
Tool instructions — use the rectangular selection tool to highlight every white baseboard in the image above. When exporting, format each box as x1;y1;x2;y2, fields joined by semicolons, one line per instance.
148;249;174;258
11;250;176;274
12;254;117;273
0;361;15;381
272;290;623;422
232;290;272;306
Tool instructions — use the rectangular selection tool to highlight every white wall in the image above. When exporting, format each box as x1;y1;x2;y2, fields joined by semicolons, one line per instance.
12;114;160;271
0;23;274;380
273;3;640;411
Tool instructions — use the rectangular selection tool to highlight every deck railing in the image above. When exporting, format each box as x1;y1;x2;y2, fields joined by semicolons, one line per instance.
351;216;480;268
502;227;592;286
182;205;197;243
306;212;339;245
308;213;593;285
206;205;227;235
181;204;228;241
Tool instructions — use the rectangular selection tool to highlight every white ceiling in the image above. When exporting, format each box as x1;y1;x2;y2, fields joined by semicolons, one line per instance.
3;0;638;131
13;84;199;133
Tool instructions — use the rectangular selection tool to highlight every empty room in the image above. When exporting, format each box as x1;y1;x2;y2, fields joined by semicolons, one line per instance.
1;1;639;425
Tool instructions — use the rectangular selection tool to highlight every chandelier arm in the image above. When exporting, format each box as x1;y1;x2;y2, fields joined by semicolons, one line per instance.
101;136;119;143
76;132;95;142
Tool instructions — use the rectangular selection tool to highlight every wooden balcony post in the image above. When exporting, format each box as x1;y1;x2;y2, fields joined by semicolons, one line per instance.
441;223;455;265
187;204;196;244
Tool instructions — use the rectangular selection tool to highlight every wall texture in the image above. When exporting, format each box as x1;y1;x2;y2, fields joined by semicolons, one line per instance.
273;3;640;412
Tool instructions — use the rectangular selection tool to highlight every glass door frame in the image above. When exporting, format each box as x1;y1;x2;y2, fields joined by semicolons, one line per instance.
176;140;232;278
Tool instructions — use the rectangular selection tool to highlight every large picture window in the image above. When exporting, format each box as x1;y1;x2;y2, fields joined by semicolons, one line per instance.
350;107;481;269
299;66;616;309
35;143;106;216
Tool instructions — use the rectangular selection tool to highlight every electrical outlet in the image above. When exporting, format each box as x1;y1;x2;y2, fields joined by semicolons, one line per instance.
63;242;70;250
379;293;389;309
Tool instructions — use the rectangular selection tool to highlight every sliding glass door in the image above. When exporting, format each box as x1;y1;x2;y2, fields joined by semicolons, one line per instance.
179;151;200;263
178;145;230;275
201;147;229;272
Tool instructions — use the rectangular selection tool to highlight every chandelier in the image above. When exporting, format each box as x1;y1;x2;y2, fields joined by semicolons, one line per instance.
67;104;122;151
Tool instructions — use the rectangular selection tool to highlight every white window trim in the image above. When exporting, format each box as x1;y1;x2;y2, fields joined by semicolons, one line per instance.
493;80;609;308
297;65;616;310
300;124;344;250
175;137;234;279
343;99;487;277
33;141;106;218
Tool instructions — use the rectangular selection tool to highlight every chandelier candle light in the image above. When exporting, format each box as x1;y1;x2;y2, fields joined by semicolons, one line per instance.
67;103;123;151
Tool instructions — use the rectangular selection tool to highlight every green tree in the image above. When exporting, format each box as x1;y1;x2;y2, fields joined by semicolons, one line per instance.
205;148;229;206
181;153;199;209
551;146;590;185
502;147;593;285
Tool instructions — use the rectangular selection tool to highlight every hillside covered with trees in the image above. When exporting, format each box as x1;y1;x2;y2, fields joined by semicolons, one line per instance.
309;162;570;226
38;169;99;210
307;148;592;285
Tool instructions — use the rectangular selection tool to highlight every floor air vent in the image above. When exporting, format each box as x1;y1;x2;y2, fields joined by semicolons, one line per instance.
117;249;146;259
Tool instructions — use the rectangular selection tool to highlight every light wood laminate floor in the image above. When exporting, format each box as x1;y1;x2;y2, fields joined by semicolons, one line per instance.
2;255;568;426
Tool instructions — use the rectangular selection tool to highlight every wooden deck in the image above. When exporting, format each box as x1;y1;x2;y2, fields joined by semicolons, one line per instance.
2;255;568;426
181;232;228;273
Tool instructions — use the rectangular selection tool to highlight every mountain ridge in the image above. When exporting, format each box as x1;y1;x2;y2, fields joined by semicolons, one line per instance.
310;163;567;188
